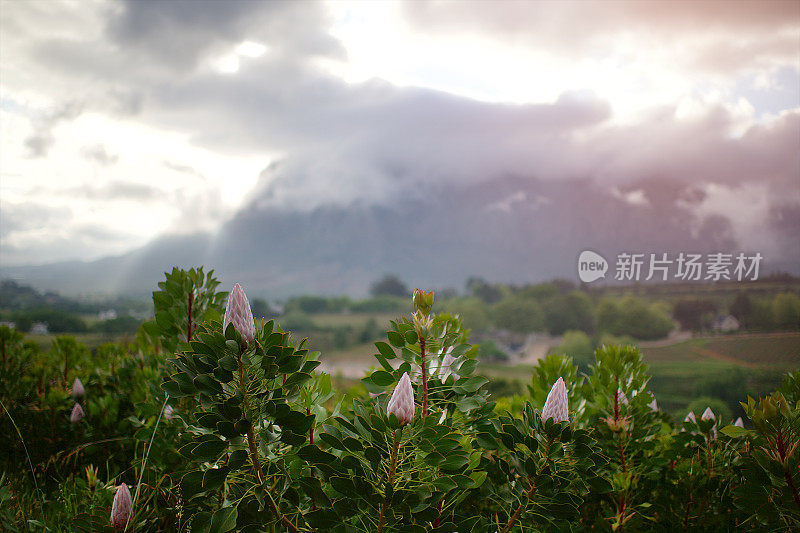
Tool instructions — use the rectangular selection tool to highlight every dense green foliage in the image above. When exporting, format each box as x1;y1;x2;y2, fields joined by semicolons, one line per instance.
1;268;799;532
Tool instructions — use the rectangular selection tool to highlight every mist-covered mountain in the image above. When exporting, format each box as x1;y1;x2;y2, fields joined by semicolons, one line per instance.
2;176;797;298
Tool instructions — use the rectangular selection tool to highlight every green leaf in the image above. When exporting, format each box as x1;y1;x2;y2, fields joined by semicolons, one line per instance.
361;376;385;394
190;512;212;533
387;331;404;348
454;376;488;393
470;470;488;488
194;374;223;396
475;432;498;450
720;425;750;438
375;341;396;359
439;453;469;472
218;355;237;372
331;476;357;496
283;372;312;393
162;381;187;398
181;436;227;462
370;370;395;386
181;471;205;499
456;358;477;375
209;506;237;533
228;450;248;471
202;467;229;492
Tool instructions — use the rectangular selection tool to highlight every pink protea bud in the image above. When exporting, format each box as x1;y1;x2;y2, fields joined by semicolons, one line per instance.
649;398;658;411
110;482;132;529
387;372;415;425
734;417;744;428
71;377;85;399
684;411;696;423
541;377;569;423
70;402;85;423
163;404;174;421
223;283;256;344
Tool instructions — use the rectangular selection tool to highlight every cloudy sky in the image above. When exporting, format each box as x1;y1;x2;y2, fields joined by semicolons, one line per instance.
1;0;798;267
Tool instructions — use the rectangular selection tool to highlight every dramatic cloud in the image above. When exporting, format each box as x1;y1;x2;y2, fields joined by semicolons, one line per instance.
0;0;798;274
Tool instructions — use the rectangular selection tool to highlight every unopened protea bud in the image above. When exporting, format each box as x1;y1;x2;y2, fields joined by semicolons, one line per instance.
71;377;85;399
684;411;696;424
387;372;415;425
541;377;569;423
649;398;658;411
734;417;744;428
70;402;85;423
163;404;174;421
223;283;256;344
412;288;434;316
110;482;132;529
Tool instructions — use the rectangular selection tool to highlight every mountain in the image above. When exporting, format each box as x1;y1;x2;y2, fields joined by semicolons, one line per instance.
2;176;796;298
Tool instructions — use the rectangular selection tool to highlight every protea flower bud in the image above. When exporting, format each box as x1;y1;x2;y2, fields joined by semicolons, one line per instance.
649;398;658;411
684;411;696;423
387;372;415;425
71;377;85;399
110;482;132;529
412;289;434;316
163;404;174;421
223;283;256;344
734;417;744;428
541;377;569;423
70;402;85;423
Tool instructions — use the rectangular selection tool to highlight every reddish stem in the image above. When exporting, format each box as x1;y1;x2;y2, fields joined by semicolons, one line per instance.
500;476;537;533
433;498;443;527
